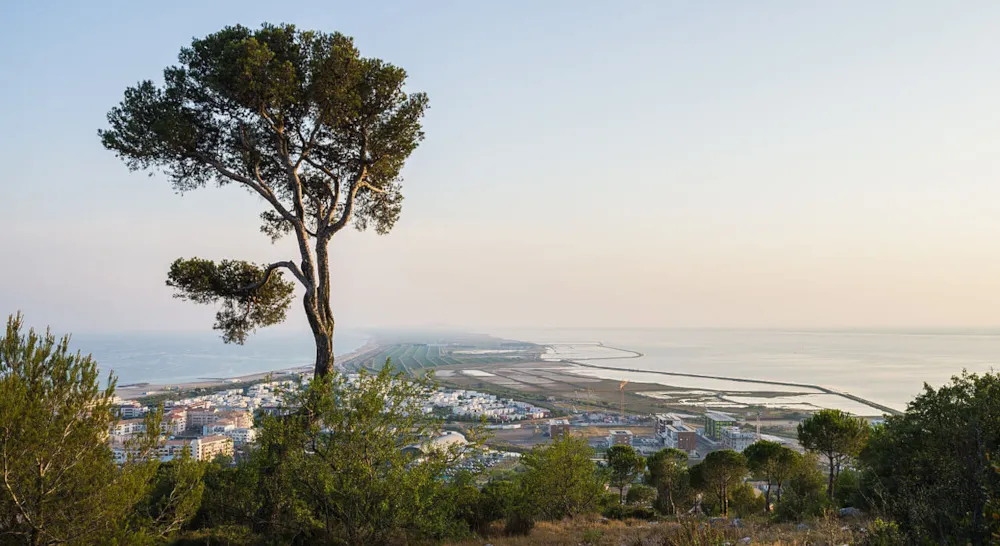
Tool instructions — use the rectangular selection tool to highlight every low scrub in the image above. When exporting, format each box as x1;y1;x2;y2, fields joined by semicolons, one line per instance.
447;515;867;546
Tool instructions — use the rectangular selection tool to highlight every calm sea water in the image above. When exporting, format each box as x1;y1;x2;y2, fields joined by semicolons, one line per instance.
493;328;1000;411
69;330;367;385
69;327;1000;411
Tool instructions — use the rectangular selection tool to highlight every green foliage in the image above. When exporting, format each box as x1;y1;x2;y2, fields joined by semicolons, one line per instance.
100;23;428;376
0;314;162;545
833;467;864;509
166;258;294;344
129;453;207;543
99;23;427;234
690;450;748;517
646;447;690;515
729;482;766;518
625;483;656;506
191;363;483;545
797;409;870;498
860;518;904;546
477;477;539;537
774;454;828;522
605;445;645;504
602;503;657;521
743;440;798;513
859;372;1000;545
520;434;606;521
579;528;604;545
416;470;482;541
470;479;522;535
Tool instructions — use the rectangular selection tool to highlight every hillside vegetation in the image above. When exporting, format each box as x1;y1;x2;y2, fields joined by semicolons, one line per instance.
3;314;1000;545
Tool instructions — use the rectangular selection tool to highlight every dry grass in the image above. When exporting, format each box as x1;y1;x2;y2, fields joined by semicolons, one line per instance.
446;515;864;546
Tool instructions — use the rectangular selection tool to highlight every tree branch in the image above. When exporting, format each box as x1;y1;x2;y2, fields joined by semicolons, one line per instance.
197;154;301;228
294;119;325;171
360;181;387;194
322;134;368;232
327;166;366;235
242;261;308;290
303;157;341;226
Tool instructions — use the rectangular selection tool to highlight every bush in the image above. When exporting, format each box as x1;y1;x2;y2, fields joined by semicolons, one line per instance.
626;483;657;506
729;483;766;518
580;528;605;545
520;434;606;520
859;372;1000;543
503;509;536;536
860;518;904;546
774;454;829;522
602;504;656;520
833;467;865;509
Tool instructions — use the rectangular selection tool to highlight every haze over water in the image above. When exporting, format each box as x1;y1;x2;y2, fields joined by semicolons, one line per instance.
79;326;1000;412
70;330;367;386
495;328;1000;411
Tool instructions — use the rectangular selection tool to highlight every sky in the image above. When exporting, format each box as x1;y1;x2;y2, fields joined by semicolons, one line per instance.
2;1;1000;335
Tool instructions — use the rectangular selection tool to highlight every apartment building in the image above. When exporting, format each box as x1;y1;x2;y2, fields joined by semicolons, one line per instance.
608;429;634;447
548;419;572;439
721;426;756;453
661;423;698;453
703;411;738;441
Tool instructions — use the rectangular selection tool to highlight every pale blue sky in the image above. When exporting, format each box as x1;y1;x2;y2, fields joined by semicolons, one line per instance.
2;1;1000;334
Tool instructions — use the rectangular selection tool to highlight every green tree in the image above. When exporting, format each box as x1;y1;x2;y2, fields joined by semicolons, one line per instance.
860;372;1000;545
254;364;478;545
605;445;645;505
690;450;748;517
729;482;766;518
774;453;828;522
128;451;207;543
417;470;481;541
100;24;429;379
743;440;798;512
520;434;605;520
833;467;864;509
469;479;519;536
0;314;158;545
797;409;869;498
645;447;689;515
625;483;656;506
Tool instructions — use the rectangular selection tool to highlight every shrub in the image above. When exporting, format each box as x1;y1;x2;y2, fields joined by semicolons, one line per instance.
602;504;656;521
626;483;657;506
860;518;904;546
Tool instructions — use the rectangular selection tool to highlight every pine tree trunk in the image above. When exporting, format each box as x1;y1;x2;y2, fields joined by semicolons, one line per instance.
312;238;335;379
314;328;334;378
827;454;836;498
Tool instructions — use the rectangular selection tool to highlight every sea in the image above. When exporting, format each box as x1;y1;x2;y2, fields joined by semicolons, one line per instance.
494;328;1000;412
69;327;1000;412
69;330;367;386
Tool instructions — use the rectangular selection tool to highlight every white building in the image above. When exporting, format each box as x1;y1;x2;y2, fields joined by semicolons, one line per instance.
225;428;257;447
111;418;146;438
721;426;756;453
117;401;149;419
163;409;187;435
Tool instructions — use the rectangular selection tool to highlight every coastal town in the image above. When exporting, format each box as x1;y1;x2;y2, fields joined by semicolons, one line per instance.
109;373;553;463
108;366;825;468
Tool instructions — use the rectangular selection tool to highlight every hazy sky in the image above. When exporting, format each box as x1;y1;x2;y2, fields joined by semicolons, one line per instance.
2;1;1000;335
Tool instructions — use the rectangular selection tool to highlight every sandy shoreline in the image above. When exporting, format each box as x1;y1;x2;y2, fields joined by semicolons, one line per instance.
115;339;377;400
